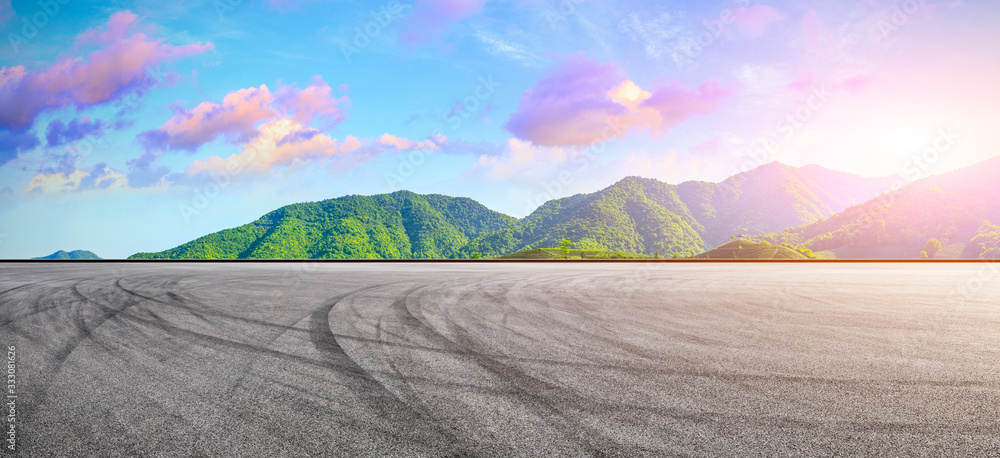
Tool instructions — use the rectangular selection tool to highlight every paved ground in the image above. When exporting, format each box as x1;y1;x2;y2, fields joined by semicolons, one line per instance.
1;262;999;456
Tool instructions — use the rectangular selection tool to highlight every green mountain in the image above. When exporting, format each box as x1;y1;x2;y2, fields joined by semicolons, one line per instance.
677;162;894;246
127;162;901;260
33;250;101;260
460;176;708;257
759;157;1000;259
129;191;518;259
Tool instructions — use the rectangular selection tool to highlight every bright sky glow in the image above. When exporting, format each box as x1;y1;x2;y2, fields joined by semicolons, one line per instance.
1;0;997;258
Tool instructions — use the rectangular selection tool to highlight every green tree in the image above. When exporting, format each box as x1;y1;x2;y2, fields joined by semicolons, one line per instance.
924;238;942;258
654;249;660;259
560;238;573;258
470;252;482;259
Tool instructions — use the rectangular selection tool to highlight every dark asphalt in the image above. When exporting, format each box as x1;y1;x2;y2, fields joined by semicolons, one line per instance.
1;262;998;456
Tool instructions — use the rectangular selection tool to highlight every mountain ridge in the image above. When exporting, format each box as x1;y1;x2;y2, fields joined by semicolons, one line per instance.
128;161;906;259
759;156;1000;259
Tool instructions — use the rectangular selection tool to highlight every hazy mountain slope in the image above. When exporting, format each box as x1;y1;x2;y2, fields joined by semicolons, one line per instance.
677;162;894;246
461;177;707;257
759;156;1000;258
129;191;518;259
33;250;101;260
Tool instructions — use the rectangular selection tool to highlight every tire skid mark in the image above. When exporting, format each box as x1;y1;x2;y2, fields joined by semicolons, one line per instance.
309;284;469;455
434;277;786;450
434;284;641;455
367;282;589;455
21;274;158;419
377;280;642;455
491;275;695;366
369;284;471;438
0;275;94;327
114;274;320;402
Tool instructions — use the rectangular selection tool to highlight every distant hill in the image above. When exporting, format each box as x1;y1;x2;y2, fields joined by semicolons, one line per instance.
33;250;101;260
461;176;708;258
677;162;895;247
693;240;809;259
129;191;518;259
759;156;1000;259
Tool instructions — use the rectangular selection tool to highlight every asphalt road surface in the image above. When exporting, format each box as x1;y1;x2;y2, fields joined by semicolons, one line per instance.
1;262;999;456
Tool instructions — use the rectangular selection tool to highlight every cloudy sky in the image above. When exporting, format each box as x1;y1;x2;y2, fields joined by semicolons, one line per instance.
0;0;997;258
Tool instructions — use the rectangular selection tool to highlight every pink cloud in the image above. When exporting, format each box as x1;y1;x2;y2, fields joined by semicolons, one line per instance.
379;133;440;151
504;54;629;147
641;79;739;135
186;119;354;175
75;10;137;46
732;5;785;38
141;76;349;152
505;54;737;147
401;0;489;45
184;119;436;178
0;11;213;132
140;85;276;152
275;76;349;126
788;71;815;92
839;75;872;94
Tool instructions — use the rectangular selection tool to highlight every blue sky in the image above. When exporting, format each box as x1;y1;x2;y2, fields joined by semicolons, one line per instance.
1;0;997;258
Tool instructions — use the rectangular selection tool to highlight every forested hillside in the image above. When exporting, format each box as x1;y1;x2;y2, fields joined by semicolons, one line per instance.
460;176;708;257
126;162;914;259
129;191;518;259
